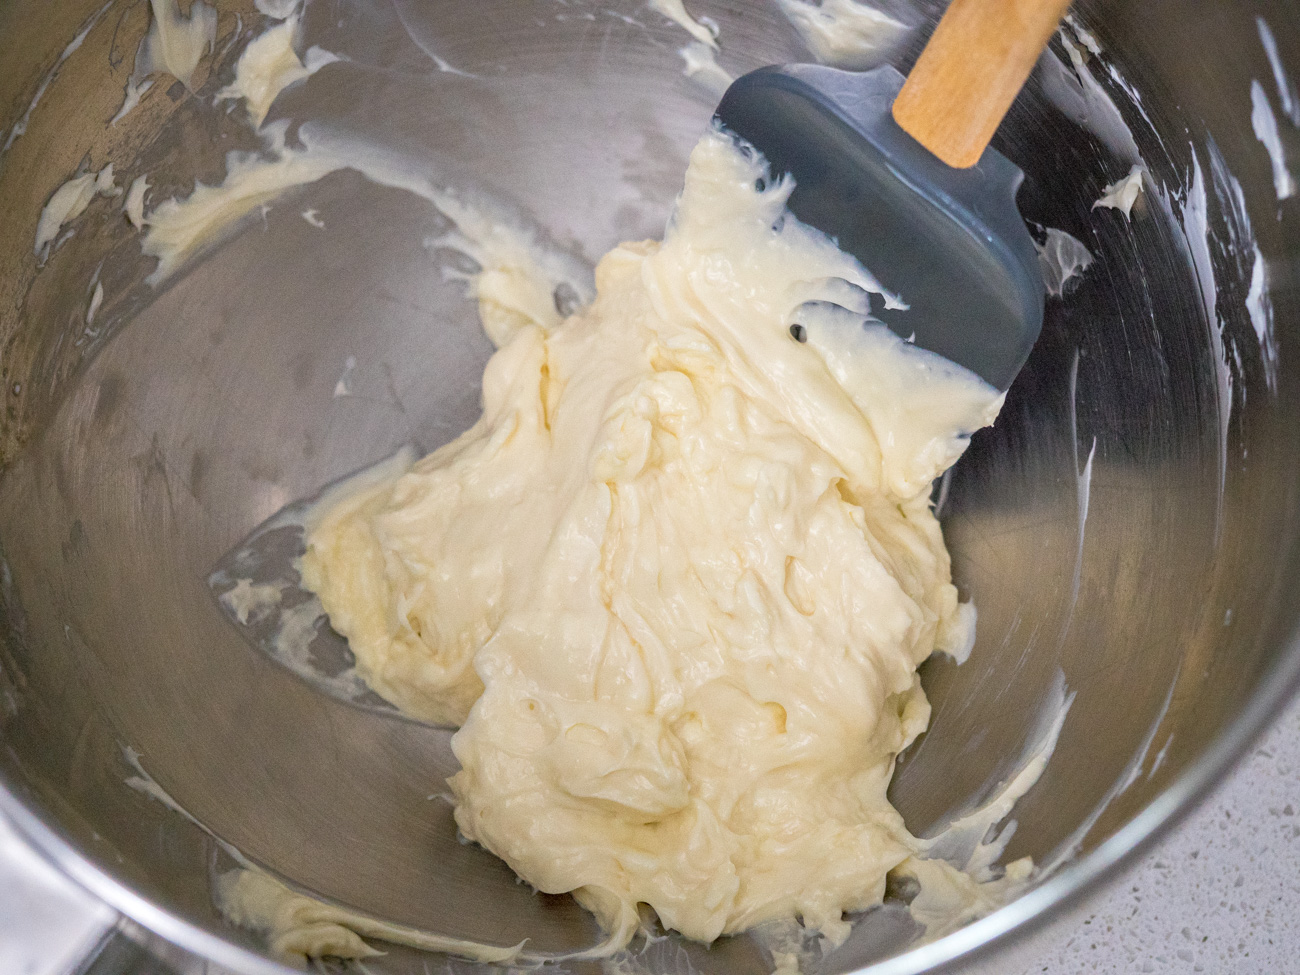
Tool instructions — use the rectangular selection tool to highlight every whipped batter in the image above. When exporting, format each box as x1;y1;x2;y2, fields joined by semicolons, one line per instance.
123;175;149;230
1093;164;1146;218
776;0;913;71
215;868;527;967
111;0;217;125
34;164;117;258
300;128;1003;948
215;16;338;128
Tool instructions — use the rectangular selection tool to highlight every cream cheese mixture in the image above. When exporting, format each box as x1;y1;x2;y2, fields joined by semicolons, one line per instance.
299;128;1004;949
776;0;913;71
12;0;1275;965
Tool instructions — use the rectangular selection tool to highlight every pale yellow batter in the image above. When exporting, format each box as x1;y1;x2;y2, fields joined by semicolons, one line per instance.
300;129;1003;948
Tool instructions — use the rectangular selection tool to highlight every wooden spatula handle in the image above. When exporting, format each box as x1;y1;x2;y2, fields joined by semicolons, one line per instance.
892;0;1073;169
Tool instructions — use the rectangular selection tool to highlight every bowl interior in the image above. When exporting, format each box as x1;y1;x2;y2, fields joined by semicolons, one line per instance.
0;0;1297;973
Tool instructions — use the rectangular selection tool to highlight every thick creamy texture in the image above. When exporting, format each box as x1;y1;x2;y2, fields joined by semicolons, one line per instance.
111;0;217;125
140;124;336;285
300;129;1002;947
135;0;217;93
124;175;149;230
10;0;1274;967
215;868;526;969
776;0;912;71
1093;164;1145;218
35;164;117;257
144;0;216;91
216;17;338;127
1251;79;1298;202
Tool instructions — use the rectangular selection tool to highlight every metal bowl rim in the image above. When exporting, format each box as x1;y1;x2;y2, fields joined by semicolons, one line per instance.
3;609;1297;975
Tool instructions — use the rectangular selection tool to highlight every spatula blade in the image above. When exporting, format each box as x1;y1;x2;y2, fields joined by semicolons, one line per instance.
716;64;1043;391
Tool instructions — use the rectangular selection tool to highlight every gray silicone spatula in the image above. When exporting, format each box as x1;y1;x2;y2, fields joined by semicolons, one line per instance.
715;0;1073;390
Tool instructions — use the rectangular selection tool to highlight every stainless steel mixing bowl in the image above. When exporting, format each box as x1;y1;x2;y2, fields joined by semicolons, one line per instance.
1;1;1298;973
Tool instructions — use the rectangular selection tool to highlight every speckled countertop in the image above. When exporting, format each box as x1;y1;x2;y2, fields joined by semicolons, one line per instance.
6;695;1300;975
966;693;1300;975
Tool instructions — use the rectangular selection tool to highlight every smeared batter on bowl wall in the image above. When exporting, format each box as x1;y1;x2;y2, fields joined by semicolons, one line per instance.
298;128;1004;949
26;0;1124;963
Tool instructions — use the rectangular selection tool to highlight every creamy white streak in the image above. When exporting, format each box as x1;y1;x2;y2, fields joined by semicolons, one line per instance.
34;164;117;258
86;281;105;326
124;175;150;231
216;17;338;127
111;0;217;124
1257;16;1300;127
1093;164;1145;218
1251;79;1297;201
776;0;912;71
648;0;717;48
215;868;525;969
